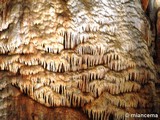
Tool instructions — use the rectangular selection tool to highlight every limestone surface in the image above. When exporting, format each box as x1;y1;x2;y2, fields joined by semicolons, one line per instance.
0;0;158;120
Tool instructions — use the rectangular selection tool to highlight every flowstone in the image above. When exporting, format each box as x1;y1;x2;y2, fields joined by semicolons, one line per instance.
0;0;158;120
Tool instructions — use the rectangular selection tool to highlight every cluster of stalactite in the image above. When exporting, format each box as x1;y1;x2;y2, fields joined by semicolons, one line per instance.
0;0;158;120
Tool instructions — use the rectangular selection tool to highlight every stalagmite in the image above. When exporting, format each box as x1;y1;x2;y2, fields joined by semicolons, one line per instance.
0;0;158;120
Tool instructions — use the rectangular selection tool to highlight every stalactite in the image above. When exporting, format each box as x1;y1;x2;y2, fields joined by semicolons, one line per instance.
19;65;44;75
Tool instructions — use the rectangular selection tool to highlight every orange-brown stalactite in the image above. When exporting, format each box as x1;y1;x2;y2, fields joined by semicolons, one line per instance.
0;0;7;4
0;0;159;120
141;0;149;12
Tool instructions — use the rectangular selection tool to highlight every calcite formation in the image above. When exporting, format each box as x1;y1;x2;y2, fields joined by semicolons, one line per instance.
141;0;149;11
0;0;158;120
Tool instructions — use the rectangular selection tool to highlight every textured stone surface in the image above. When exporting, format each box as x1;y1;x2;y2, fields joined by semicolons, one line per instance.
7;92;89;120
0;0;159;120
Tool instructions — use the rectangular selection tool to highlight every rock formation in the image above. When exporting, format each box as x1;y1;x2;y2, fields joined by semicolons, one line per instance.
0;0;159;120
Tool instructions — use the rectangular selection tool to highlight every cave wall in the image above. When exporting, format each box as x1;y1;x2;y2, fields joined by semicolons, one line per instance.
0;0;159;120
141;0;160;116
